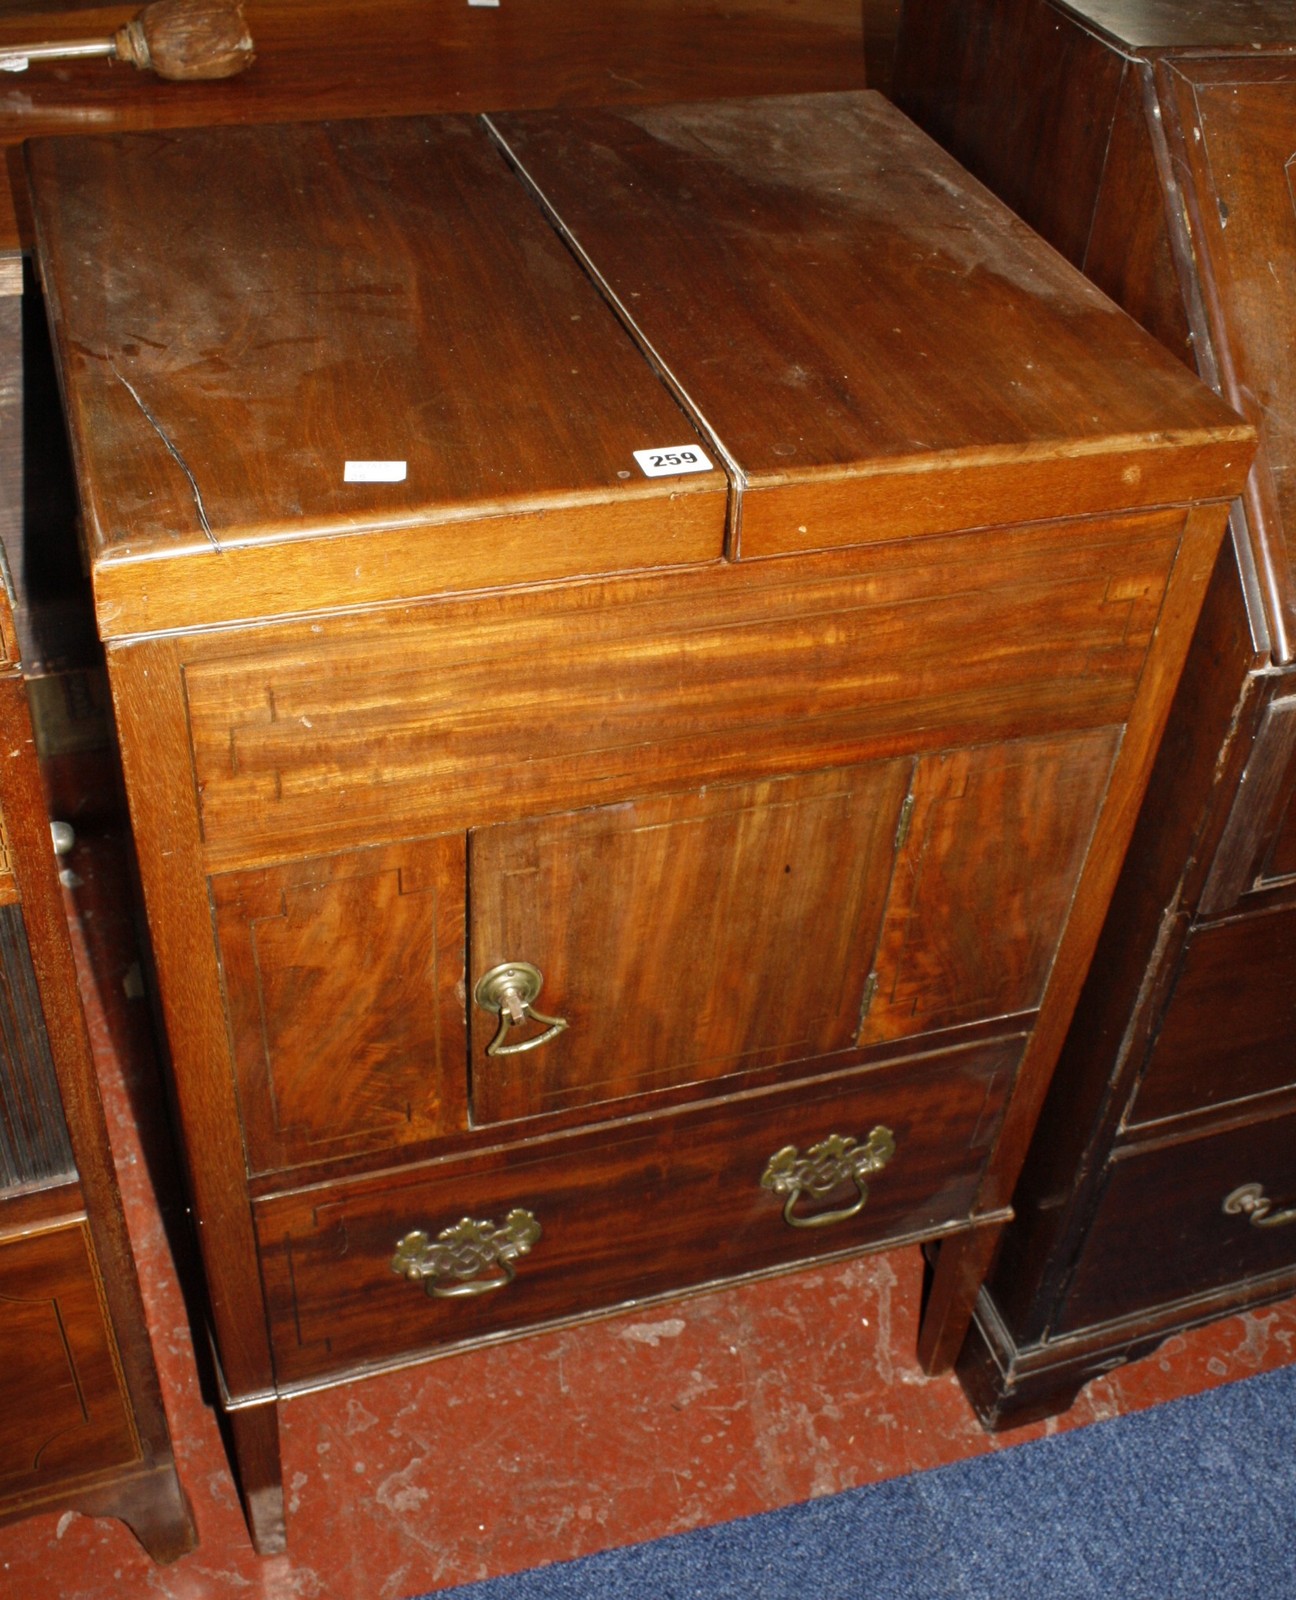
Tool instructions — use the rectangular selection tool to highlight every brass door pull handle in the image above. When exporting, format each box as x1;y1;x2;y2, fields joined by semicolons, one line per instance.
1222;1182;1296;1230
761;1127;896;1228
391;1209;542;1297
474;961;568;1056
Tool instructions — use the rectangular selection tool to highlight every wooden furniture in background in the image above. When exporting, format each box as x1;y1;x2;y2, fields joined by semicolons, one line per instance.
893;0;1296;1427
25;91;1248;1549
0;265;194;1560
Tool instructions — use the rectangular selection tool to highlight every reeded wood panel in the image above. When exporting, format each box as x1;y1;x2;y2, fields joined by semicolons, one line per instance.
179;508;1182;871
859;727;1120;1045
211;837;468;1177
257;1035;1021;1388
0;903;76;1192
468;763;912;1122
0;1221;138;1494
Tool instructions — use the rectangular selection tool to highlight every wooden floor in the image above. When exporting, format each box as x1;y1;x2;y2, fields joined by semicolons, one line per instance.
3;767;1295;1600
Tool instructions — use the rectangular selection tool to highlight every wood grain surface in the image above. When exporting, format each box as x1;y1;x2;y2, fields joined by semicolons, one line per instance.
173;507;1185;871
0;0;867;251
469;762;911;1123
0;1221;139;1493
1158;56;1296;657
256;1035;1021;1389
489;91;1249;555
26;116;727;622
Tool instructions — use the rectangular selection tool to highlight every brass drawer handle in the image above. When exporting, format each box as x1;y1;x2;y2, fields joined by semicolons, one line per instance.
1222;1182;1296;1231
761;1127;896;1229
390;1208;542;1297
474;961;569;1056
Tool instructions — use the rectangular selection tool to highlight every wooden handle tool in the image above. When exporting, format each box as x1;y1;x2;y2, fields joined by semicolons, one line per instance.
0;0;254;81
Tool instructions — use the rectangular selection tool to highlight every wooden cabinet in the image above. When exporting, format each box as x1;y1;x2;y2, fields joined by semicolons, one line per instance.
0;264;193;1558
25;93;1248;1549
893;0;1296;1427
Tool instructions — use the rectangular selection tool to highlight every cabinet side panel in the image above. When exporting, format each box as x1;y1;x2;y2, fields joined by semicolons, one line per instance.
892;0;1125;266
1083;62;1194;366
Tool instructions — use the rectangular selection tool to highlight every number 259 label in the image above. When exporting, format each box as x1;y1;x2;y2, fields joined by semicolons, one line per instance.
633;444;714;478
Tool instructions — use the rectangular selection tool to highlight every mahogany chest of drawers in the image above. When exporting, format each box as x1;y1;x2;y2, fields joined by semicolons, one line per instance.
894;0;1296;1425
25;91;1248;1547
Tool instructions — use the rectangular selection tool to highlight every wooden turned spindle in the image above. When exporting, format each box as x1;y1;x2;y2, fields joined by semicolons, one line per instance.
0;0;254;81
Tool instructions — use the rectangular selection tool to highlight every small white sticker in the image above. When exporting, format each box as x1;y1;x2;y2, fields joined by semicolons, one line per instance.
344;460;407;483
468;0;500;8
632;444;714;478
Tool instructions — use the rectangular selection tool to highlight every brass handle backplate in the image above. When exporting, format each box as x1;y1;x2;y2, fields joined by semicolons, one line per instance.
1222;1182;1296;1230
474;961;569;1056
391;1208;542;1297
761;1127;896;1229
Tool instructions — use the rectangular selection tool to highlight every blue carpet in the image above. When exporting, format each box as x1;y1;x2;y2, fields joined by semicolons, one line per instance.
426;1362;1296;1600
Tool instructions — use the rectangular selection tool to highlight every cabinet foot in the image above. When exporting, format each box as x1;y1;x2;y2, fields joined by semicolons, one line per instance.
955;1287;1168;1430
80;1462;198;1563
227;1401;287;1555
917;1221;1006;1375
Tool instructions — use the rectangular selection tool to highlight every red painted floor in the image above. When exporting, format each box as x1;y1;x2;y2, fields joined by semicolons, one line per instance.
3;794;1295;1600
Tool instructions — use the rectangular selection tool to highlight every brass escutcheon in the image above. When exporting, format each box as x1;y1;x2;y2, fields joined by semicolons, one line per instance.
1222;1182;1296;1230
760;1127;896;1229
474;961;569;1057
391;1208;542;1297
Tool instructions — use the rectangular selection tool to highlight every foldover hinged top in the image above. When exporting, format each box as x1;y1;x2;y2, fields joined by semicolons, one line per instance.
25;115;729;637
27;95;1248;640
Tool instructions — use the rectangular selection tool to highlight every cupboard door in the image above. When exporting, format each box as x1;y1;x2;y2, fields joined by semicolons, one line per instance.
468;763;912;1123
212;836;468;1176
859;727;1120;1045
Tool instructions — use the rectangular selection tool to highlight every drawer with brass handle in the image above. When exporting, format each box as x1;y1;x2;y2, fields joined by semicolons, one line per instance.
256;1033;1021;1388
1057;1100;1296;1335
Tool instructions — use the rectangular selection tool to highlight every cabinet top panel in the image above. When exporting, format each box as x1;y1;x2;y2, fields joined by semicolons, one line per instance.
1044;0;1296;53
491;92;1250;559
28;94;1251;634
27;115;729;627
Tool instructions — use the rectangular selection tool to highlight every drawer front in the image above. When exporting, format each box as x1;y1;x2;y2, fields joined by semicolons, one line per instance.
0;1221;139;1497
1200;695;1296;917
256;1035;1021;1388
1057;1107;1296;1333
1127;903;1296;1128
